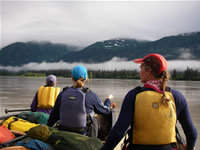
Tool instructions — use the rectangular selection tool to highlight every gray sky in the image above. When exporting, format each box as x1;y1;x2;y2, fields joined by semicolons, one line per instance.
1;0;200;48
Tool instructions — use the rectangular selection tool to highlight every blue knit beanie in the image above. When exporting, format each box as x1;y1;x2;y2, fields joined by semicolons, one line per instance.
72;65;88;80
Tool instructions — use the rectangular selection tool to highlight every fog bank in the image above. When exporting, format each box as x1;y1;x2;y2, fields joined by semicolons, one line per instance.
0;57;199;72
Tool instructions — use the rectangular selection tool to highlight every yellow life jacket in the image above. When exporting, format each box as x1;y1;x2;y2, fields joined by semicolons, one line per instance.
2;116;39;133
132;91;177;145
37;86;60;109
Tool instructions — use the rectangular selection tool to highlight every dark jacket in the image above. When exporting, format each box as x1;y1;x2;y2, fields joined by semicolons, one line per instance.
47;87;111;127
100;87;197;150
30;92;52;114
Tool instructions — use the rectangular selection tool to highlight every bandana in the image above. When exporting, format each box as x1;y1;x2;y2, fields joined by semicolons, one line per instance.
144;80;164;94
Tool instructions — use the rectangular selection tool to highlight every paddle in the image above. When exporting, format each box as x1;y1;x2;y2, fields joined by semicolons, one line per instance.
5;108;31;114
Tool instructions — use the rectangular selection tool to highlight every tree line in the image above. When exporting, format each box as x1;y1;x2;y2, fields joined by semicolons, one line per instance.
0;67;200;81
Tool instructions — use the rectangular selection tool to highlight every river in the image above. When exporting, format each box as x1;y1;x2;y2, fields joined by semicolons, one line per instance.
0;76;199;149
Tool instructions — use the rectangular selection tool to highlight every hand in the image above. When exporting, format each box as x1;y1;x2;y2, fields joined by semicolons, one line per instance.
111;102;117;109
107;94;113;100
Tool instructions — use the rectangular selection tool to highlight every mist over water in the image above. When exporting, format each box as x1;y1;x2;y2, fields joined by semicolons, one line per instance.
0;57;200;72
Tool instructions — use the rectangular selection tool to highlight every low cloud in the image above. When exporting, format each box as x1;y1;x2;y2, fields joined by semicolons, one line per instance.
0;57;200;72
178;48;194;59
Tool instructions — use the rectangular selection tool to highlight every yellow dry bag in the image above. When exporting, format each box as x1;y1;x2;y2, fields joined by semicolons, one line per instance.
2;116;39;133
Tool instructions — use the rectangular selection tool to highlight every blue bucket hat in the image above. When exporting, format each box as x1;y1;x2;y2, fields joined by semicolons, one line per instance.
72;65;88;80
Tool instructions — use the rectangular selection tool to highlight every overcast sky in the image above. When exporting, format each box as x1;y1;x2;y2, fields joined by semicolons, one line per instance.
1;0;200;48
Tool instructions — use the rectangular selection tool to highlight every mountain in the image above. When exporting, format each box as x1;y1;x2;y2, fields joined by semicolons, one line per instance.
0;41;80;66
60;32;200;62
59;39;148;63
0;32;200;66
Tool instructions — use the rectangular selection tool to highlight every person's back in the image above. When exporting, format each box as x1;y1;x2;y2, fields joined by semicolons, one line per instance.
101;53;197;150
31;75;61;114
59;87;87;132
133;89;176;145
47;65;114;137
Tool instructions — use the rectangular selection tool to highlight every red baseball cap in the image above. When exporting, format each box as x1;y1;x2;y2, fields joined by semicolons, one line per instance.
134;53;168;74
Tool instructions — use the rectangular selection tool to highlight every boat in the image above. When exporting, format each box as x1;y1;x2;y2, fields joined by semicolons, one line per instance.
0;109;117;150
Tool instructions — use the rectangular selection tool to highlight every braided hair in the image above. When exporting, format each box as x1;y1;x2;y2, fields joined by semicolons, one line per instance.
159;71;171;106
145;63;171;106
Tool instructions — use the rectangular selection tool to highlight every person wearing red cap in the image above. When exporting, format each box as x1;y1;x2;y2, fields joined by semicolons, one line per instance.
101;53;197;150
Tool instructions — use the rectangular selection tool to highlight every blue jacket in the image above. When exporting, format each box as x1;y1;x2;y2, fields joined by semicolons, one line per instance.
101;87;197;150
47;87;111;126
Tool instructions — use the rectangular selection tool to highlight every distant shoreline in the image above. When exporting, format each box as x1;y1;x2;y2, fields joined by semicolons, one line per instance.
0;68;200;81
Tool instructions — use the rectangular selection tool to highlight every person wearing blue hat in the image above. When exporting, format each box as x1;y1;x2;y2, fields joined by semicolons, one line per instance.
72;65;88;81
30;75;61;114
48;65;114;137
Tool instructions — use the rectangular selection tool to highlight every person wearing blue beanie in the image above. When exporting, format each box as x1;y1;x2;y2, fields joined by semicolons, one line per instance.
48;65;115;138
72;65;88;81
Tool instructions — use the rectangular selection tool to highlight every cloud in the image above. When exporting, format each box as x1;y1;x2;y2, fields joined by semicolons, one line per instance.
178;48;194;59
1;1;200;48
0;57;199;72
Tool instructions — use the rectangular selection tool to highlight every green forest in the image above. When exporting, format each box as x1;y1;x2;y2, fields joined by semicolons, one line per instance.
0;67;200;81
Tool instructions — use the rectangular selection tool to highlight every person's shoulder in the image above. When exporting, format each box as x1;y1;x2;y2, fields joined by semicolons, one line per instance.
129;86;147;93
169;88;184;97
82;87;95;96
169;88;187;105
126;86;143;96
82;87;90;93
86;89;96;97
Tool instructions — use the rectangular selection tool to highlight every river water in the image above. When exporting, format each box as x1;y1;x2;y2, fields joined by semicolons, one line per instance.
0;76;199;149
